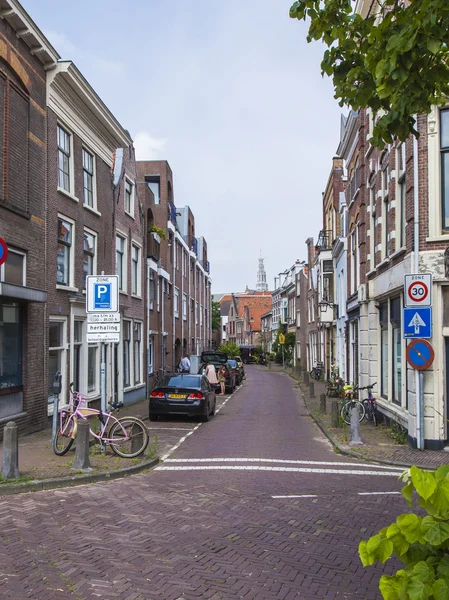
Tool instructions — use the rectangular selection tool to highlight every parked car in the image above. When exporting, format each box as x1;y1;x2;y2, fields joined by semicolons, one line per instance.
149;373;216;422
227;359;243;385
231;356;245;380
199;351;236;394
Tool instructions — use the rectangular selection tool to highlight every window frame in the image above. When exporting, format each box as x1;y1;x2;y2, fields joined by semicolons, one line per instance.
57;124;76;198
116;232;128;293
82;147;96;210
134;321;142;385
396;143;406;248
124;177;135;217
174;287;180;318
83;228;97;290
0;247;26;286
131;242;142;297
56;215;75;289
48;317;68;411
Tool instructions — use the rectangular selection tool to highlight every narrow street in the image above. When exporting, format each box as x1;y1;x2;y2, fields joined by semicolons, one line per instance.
0;367;406;600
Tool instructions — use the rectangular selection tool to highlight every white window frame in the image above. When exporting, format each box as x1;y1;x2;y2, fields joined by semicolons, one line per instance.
82;147;98;213
87;342;100;396
48;317;68;411
83;227;97;290
56;214;76;290
396;143;406;249
124;177;135;218
174;287;180;318
149;268;156;310
0;247;26;285
57;124;76;200
134;321;142;385
183;293;187;320
131;242;142;297
148;335;154;376
116;232;128;293
123;319;132;389
381;165;389;259
427;104;449;240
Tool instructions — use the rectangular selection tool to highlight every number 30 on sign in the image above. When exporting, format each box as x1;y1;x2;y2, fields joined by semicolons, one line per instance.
404;274;432;308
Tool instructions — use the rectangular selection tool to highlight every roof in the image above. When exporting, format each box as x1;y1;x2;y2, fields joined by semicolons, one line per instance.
231;294;273;332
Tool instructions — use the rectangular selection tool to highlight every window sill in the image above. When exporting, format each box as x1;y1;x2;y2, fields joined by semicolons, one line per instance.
366;268;377;278
57;187;79;203
124;383;146;393
119;290;128;296
426;234;449;243
83;203;101;217
389;247;407;260
131;293;142;300
56;284;79;292
125;211;135;220
376;258;391;269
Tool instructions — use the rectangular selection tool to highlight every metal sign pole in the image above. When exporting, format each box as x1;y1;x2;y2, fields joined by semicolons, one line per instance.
101;343;106;413
419;370;425;449
282;344;284;369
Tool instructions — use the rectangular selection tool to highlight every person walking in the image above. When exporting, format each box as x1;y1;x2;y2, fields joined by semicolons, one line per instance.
205;363;218;388
218;365;226;395
179;355;191;373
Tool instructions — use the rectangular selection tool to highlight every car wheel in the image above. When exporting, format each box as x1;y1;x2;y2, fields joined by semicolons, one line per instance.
202;407;210;422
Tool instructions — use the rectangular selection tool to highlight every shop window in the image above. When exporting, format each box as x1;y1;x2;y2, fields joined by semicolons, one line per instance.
87;344;98;394
380;302;389;398
134;322;142;385
48;319;66;408
1;249;25;286
391;298;402;406
0;301;22;389
123;320;131;388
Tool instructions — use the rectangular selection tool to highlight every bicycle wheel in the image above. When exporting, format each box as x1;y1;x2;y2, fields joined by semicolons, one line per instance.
109;417;149;458
341;401;365;425
53;413;75;456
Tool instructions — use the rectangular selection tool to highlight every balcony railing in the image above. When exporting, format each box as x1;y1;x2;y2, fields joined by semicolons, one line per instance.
203;260;210;273
315;229;332;250
190;236;198;255
168;201;177;225
147;233;161;261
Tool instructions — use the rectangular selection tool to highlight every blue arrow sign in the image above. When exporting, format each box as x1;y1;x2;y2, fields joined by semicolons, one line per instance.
403;307;432;339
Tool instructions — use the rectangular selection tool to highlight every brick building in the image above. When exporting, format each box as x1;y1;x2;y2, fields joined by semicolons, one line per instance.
0;1;59;436
226;291;272;347
137;160;212;389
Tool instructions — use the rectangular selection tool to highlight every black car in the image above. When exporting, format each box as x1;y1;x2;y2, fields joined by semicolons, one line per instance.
149;373;216;422
199;351;236;394
227;359;242;385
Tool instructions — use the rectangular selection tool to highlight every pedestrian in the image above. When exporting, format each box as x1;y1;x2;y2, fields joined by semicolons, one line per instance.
218;365;226;395
179;354;191;374
205;363;218;388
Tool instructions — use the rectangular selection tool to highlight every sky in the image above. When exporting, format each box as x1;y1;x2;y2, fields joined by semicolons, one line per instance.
22;0;343;294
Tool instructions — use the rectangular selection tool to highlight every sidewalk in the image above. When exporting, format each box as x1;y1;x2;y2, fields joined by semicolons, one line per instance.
269;364;449;470
0;398;158;494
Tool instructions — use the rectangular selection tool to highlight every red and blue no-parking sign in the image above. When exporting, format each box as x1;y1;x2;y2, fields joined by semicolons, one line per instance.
0;237;8;267
406;339;435;371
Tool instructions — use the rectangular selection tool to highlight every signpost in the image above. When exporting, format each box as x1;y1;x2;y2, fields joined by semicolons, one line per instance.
0;237;8;267
406;339;435;371
403;307;432;339
279;333;285;369
404;274;432;307
86;275;120;413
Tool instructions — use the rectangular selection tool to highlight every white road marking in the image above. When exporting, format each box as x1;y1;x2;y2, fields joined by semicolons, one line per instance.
358;491;401;496
272;495;318;499
164;458;402;470
147;427;193;431
156;465;403;476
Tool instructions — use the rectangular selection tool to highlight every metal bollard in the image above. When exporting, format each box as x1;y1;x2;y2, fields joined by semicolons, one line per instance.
320;393;327;414
303;372;309;385
71;419;93;472
2;421;19;480
131;421;145;455
349;405;364;446
309;382;315;398
331;401;339;427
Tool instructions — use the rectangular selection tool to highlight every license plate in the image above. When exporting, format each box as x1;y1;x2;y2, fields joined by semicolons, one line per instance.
169;394;185;399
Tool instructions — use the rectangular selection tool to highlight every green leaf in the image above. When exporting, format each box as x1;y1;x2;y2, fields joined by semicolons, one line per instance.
379;572;406;600
397;514;422;544
410;467;437;501
435;466;449;481
402;482;414;504
433;579;449;600
427;38;442;54
367;534;381;555
406;576;430;600
412;561;434;583
424;521;449;546
359;540;376;567
437;555;449;580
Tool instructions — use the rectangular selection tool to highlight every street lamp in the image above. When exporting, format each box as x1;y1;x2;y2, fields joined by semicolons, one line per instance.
318;300;338;318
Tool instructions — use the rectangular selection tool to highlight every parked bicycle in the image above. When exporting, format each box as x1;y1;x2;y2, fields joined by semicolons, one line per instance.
360;383;378;426
310;361;323;380
340;383;365;425
53;384;149;458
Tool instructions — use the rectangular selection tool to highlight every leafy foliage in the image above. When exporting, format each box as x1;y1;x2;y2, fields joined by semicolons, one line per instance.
211;301;221;332
290;0;449;146
272;327;295;364
218;342;240;357
360;465;449;598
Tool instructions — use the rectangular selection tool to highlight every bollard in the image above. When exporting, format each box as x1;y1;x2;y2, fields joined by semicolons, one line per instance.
309;382;315;398
349;405;364;446
303;372;309;385
2;421;19;480
331;401;339;427
131;421;145;455
71;419;93;472
320;393;327;414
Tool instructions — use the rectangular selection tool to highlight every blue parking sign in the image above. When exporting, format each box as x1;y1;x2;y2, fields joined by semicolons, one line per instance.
94;282;112;309
403;307;432;339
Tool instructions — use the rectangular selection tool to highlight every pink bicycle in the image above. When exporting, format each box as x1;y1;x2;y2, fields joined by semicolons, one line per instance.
53;384;149;458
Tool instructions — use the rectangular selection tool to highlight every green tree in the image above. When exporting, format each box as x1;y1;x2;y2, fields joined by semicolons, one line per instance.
211;301;221;332
218;342;241;357
290;0;449;147
272;327;295;364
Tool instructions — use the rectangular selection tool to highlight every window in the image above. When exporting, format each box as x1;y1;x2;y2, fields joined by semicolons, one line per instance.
57;125;71;193
146;176;160;205
83;230;96;288
182;249;187;277
441;110;449;230
370;186;378;269
149;269;156;310
0;301;22;389
391;298;402;406
183;293;187;320
73;320;83;393
174;287;179;318
87;344;98;394
0;249;25;285
200;304;203;326
131;244;141;296
116;235;127;292
48;319;66;406
123;320;131;388
196;301;198;325
148;335;154;375
379;298;403;406
57;217;73;287
125;178;134;216
134;322;142;385
82;149;95;208
397;143;406;247
380;302;388;398
157;279;161;312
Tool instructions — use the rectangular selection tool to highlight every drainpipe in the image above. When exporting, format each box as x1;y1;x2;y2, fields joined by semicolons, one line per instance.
173;236;176;367
413;117;424;450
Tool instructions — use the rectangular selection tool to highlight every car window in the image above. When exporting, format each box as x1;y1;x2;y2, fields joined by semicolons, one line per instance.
159;375;201;388
227;360;237;368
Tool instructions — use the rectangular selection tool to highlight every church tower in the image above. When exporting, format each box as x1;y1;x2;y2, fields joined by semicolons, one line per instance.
256;257;268;292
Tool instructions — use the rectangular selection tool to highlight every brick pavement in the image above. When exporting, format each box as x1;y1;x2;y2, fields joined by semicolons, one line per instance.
270;364;449;470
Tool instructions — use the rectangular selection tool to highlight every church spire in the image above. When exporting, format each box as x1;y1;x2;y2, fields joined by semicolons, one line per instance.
256;256;268;292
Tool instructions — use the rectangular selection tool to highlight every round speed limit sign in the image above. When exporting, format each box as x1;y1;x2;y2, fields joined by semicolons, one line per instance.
404;274;432;307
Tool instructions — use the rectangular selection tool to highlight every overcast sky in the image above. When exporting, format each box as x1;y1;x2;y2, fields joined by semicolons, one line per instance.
22;0;343;294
